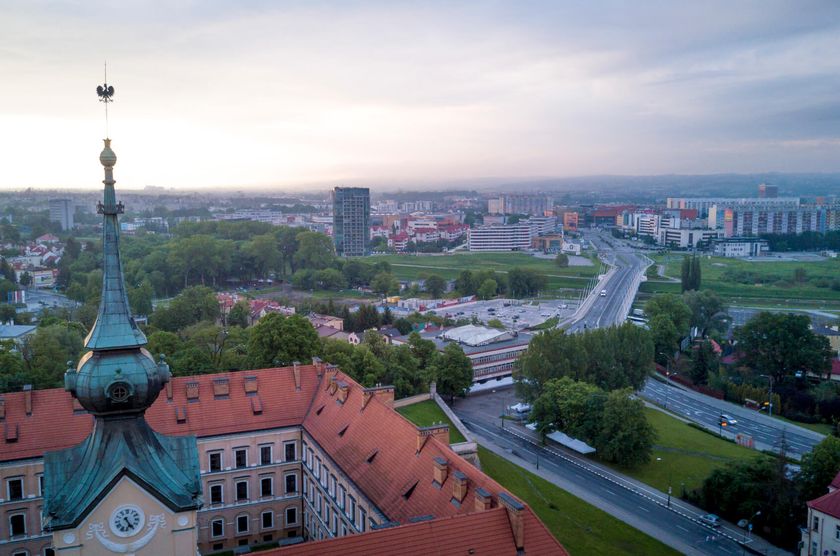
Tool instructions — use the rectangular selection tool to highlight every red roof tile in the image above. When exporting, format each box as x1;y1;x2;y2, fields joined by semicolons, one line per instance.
831;470;840;490
809;487;840;519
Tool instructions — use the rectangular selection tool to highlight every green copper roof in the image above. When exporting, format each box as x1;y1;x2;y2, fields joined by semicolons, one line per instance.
84;138;147;351
43;415;202;530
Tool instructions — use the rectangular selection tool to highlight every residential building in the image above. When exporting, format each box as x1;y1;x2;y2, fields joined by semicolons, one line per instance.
332;187;370;257
497;194;552;216
562;211;579;231
801;471;840;556
467;224;531;251
48;198;74;231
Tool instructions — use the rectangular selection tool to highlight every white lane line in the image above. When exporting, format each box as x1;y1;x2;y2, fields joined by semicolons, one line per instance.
601;487;617;496
637;506;650;513
676;525;689;532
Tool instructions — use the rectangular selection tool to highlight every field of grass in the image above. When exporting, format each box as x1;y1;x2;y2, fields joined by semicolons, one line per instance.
478;446;681;556
396;399;467;443
366;252;603;295
642;254;840;308
602;408;758;494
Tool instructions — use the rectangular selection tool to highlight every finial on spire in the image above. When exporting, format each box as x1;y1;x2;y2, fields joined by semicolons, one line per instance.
96;62;115;137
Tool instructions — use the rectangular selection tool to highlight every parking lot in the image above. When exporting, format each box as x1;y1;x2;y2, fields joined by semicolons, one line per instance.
430;298;577;330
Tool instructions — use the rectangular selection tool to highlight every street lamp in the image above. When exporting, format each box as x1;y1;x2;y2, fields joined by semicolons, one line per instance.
656;457;673;508
658;352;672;409
743;510;761;542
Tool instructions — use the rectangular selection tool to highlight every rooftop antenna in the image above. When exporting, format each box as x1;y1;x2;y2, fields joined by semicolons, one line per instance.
96;62;115;137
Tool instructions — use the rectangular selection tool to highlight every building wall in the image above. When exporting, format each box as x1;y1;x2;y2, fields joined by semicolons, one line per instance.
801;506;840;556
333;188;370;257
467;225;531;251
0;458;50;556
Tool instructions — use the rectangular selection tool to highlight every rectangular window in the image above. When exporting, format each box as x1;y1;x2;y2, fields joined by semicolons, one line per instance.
210;484;223;505
813;516;820;532
836;524;840;540
286;506;298;526
208;451;223;472
349;496;356;520
234;448;248;469
317;492;322;516
235;480;249;502
322;466;328;487
329;474;336;498
236;514;249;534
260;445;273;465
285;473;298;494
38;475;44;497
359;508;367;532
9;513;26;537
338;486;346;510
7;477;24;501
284;441;297;461
341;523;347;537
315;457;321;477
261;511;274;529
260;476;273;498
211;519;224;538
303;477;308;496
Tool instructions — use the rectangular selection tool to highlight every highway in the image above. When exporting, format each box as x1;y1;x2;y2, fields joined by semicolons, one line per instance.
452;389;772;556
641;378;823;458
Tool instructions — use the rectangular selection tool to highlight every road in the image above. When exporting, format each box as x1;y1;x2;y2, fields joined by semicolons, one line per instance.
566;233;649;332
641;378;823;458
452;388;786;556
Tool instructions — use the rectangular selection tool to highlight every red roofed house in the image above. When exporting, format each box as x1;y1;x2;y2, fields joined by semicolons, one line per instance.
801;471;840;556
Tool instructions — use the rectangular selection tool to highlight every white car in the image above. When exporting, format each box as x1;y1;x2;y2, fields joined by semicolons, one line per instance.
721;414;738;425
600;290;607;297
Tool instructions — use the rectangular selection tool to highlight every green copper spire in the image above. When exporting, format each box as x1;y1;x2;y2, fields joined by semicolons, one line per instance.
84;138;148;350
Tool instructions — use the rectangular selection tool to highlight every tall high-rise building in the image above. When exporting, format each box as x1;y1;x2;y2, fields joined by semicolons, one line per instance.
49;198;74;230
758;184;779;198
332;187;370;257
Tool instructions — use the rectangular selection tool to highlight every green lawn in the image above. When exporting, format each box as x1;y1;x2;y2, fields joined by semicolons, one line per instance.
396;399;467;443
772;414;833;435
365;252;602;295
643;254;840;307
603;408;758;494
478;447;681;556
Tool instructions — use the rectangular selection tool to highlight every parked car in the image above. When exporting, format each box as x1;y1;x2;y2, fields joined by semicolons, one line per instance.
700;514;721;527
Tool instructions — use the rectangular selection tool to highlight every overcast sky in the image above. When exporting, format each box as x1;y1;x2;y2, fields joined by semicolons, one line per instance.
1;1;839;190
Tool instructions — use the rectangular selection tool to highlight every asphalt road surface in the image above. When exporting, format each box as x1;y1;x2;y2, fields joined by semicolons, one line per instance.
641;378;822;458
453;388;772;556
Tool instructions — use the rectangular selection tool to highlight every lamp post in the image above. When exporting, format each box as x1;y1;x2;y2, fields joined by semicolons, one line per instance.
656;457;672;508
658;352;672;409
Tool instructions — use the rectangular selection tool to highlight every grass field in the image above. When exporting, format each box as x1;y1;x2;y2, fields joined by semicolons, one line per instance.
396;399;467;443
642;254;840;308
602;408;758;494
366;252;603;295
478;447;681;556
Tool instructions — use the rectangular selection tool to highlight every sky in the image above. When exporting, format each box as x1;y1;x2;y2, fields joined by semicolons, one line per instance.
1;1;839;190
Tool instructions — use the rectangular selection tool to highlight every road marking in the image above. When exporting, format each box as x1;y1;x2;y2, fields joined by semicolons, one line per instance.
676;525;689;532
601;487;617;496
637;505;650;513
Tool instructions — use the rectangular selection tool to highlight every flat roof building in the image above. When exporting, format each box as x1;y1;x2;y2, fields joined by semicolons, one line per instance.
333;187;370;257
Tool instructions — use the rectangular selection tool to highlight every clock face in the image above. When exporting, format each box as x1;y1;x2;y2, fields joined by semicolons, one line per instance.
109;505;145;538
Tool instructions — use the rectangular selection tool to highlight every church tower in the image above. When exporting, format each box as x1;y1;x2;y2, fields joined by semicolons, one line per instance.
42;82;202;555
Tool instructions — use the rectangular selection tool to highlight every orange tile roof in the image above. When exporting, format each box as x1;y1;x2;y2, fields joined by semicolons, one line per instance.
0;365;320;462
809;487;840;519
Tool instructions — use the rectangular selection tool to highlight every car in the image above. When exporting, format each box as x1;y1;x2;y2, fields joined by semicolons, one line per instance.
700;514;721;527
599;290;607;297
721;414;738;425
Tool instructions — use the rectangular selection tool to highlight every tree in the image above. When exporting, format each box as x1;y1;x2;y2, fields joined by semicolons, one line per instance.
394;318;414;335
555;253;569;268
433;343;473;403
243;233;281;278
799;436;840;502
477;278;497;300
227;300;251;328
735;312;832;385
595;390;655;467
683;290;727;335
649;314;680;364
315;268;347;290
407;332;439;372
127;280;154;316
681;254;701;292
151;286;220;332
294;231;335;270
645;294;691;334
370;272;399;296
0;303;16;324
454;270;478;296
19;271;32;287
247;313;320;368
508;268;547;298
487;318;504;329
424;274;447;298
21;323;85;389
530;377;604;440
690;339;717;385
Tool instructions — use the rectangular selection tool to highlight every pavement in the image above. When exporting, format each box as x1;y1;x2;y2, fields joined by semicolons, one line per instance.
452;387;791;556
640;377;824;459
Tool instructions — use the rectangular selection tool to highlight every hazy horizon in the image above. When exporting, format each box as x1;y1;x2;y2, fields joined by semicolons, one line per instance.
2;1;839;190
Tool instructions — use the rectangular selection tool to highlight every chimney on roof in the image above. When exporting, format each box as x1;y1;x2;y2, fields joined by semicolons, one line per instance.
23;384;32;416
185;381;199;401
499;492;525;551
328;376;338;396
362;386;395;410
452;470;468;503
212;378;230;398
165;380;173;401
416;424;449;453
337;381;349;404
293;363;301;390
312;356;323;374
244;376;258;394
433;456;448;485
474;487;492;512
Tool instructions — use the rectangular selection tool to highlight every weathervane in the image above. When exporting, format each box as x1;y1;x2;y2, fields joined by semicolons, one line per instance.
96;62;115;137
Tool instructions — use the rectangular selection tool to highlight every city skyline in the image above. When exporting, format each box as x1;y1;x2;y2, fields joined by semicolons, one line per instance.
2;1;840;190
